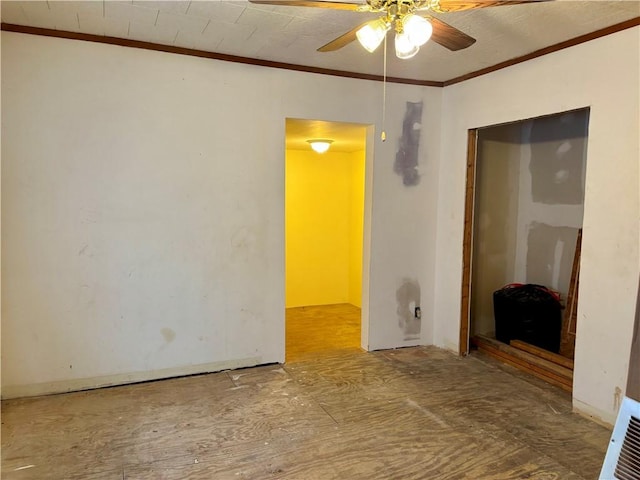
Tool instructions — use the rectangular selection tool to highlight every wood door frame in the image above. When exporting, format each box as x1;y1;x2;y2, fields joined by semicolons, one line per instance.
459;129;478;356
459;109;589;358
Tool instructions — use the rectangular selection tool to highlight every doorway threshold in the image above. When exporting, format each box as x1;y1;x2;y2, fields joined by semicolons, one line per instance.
472;334;573;393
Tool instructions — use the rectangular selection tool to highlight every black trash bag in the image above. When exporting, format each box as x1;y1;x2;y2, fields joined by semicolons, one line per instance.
493;283;562;353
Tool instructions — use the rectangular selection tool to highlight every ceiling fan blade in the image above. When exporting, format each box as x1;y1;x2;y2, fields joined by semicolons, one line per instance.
431;0;551;13
248;0;367;11
317;21;369;52
425;16;476;51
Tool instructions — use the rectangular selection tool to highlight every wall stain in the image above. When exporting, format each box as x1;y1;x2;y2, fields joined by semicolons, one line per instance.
394;101;423;186
161;328;176;343
396;279;421;340
614;386;622;411
230;226;258;263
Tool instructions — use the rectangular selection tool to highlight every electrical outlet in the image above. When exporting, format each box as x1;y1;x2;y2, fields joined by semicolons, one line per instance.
414;307;421;319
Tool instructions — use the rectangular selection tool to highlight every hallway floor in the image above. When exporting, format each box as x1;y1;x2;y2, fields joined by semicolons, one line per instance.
286;303;361;362
1;346;610;479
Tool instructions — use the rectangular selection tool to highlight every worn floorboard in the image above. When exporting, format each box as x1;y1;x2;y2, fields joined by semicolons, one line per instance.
1;343;610;479
285;303;362;362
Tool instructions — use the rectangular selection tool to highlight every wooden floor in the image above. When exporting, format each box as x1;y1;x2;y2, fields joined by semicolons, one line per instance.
286;303;361;362
1;346;611;479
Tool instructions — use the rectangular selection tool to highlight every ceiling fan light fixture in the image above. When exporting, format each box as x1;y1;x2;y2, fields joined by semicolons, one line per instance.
395;31;420;59
307;139;333;154
356;18;389;53
402;14;433;47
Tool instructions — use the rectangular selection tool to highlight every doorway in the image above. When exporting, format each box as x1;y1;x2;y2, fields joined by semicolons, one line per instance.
285;118;371;362
460;109;590;390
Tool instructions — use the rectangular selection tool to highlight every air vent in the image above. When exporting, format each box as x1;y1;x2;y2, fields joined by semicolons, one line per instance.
614;415;640;480
601;397;640;479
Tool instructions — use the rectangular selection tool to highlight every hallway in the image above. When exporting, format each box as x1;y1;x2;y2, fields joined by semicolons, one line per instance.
285;303;362;362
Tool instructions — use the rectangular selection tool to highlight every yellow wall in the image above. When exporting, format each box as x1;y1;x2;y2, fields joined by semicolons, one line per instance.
349;150;365;307
286;149;365;308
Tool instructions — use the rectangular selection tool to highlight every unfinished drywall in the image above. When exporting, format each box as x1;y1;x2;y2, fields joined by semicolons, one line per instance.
472;111;588;338
396;278;421;340
1;32;441;397
515;112;588;299
528;113;587;206
526;223;579;292
438;27;640;424
394;101;423;186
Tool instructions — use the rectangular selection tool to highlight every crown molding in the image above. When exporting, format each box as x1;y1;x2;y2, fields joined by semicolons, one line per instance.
2;17;639;88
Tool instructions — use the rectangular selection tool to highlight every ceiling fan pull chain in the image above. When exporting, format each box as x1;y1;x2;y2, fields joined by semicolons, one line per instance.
381;34;387;142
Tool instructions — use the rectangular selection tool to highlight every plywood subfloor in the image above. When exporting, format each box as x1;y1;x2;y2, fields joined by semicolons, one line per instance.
1;347;610;479
286;303;361;362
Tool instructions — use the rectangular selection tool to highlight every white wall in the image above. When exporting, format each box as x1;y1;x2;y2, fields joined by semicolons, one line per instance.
6;27;635;426
436;27;640;425
1;32;442;397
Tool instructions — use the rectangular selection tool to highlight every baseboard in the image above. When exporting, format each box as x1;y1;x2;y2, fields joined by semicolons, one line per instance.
1;356;263;400
573;398;615;429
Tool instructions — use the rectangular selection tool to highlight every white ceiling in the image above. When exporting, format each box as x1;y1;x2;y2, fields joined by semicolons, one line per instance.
1;0;639;83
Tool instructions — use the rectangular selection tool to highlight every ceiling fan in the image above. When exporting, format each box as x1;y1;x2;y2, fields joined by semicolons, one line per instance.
249;0;549;59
